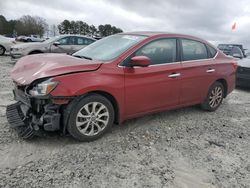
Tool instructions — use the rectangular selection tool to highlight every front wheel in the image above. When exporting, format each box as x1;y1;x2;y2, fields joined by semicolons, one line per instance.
0;45;6;55
201;82;224;111
67;94;114;142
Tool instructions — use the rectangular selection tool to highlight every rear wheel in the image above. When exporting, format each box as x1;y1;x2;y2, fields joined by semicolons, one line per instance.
67;94;114;141
201;82;224;111
0;45;6;55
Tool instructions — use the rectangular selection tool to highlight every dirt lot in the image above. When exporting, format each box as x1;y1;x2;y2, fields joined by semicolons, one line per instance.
0;55;249;188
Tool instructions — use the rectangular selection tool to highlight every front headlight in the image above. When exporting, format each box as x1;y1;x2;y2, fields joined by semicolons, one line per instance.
11;48;20;52
29;79;58;96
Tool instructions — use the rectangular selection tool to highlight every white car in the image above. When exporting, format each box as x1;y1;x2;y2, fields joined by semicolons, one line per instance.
0;35;16;55
10;35;96;59
24;35;45;42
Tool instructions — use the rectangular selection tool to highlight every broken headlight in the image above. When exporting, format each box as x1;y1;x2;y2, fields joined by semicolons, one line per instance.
29;79;58;96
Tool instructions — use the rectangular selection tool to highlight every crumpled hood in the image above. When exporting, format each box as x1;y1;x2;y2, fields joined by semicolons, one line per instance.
11;53;103;85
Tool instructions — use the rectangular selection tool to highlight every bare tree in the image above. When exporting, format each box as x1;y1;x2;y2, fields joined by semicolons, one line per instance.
15;15;48;37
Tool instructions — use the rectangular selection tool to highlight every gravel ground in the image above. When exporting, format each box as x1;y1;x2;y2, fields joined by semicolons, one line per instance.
0;55;250;188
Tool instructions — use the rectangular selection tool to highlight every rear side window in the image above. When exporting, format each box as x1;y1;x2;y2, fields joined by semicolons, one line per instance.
76;37;95;45
135;38;177;65
76;37;85;45
85;38;95;45
58;37;70;45
207;45;217;58
181;39;208;61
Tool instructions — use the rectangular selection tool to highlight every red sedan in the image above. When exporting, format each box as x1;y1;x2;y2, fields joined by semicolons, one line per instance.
7;32;237;141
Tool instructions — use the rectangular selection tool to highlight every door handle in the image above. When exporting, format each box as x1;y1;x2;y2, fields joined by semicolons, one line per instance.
206;69;215;73
168;73;181;78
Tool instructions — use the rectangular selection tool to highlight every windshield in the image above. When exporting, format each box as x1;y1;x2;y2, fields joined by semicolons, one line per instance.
72;34;147;61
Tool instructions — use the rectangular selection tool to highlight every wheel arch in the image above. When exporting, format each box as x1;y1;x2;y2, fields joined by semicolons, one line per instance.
62;90;120;134
28;50;44;55
87;90;120;125
215;78;228;98
0;45;6;55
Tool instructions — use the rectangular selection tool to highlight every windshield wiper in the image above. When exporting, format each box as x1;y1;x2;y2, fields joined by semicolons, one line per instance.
72;55;92;60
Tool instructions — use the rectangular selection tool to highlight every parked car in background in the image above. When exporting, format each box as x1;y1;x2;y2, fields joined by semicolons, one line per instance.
10;35;96;59
236;55;250;88
15;35;44;42
246;50;250;57
221;45;250;87
227;46;244;59
218;44;247;57
0;35;16;55
15;35;27;42
23;35;45;42
6;32;237;141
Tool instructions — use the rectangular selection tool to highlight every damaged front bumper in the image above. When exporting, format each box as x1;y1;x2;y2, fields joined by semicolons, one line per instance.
6;88;62;139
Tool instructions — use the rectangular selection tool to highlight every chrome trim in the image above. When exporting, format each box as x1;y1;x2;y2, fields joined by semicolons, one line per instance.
118;61;181;68
118;51;219;69
181;51;219;63
206;69;215;73
117;39;219;69
168;73;181;78
148;61;181;67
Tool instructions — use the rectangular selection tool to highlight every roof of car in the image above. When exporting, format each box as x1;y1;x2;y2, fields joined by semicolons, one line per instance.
119;31;207;43
59;34;96;40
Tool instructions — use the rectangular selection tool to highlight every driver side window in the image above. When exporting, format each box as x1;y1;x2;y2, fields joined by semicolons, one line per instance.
135;38;177;65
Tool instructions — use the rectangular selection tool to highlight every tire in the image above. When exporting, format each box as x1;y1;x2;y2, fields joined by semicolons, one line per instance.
27;39;32;42
0;45;6;56
67;94;115;142
201;81;224;111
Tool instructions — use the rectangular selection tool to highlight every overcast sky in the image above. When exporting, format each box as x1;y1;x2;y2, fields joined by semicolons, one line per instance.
1;0;250;48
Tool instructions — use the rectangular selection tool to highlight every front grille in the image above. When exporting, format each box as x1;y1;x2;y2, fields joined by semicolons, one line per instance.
6;102;35;139
6;102;25;128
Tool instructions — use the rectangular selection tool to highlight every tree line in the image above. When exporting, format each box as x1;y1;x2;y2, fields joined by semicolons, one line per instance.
0;15;123;38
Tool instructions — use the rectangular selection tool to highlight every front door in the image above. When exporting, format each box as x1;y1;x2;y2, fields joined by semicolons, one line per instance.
123;38;181;117
50;36;74;54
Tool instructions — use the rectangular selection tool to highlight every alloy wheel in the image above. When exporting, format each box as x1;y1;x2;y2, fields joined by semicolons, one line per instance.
75;102;109;136
209;86;223;108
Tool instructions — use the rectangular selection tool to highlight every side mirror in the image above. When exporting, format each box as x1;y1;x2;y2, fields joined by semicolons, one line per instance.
232;53;243;59
130;56;151;67
53;41;60;46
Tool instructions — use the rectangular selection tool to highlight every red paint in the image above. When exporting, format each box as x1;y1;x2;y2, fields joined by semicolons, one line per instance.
11;53;102;85
130;56;151;67
11;32;237;123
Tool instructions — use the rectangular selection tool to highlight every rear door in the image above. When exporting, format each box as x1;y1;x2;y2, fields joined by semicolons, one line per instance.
179;39;218;105
123;38;182;117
